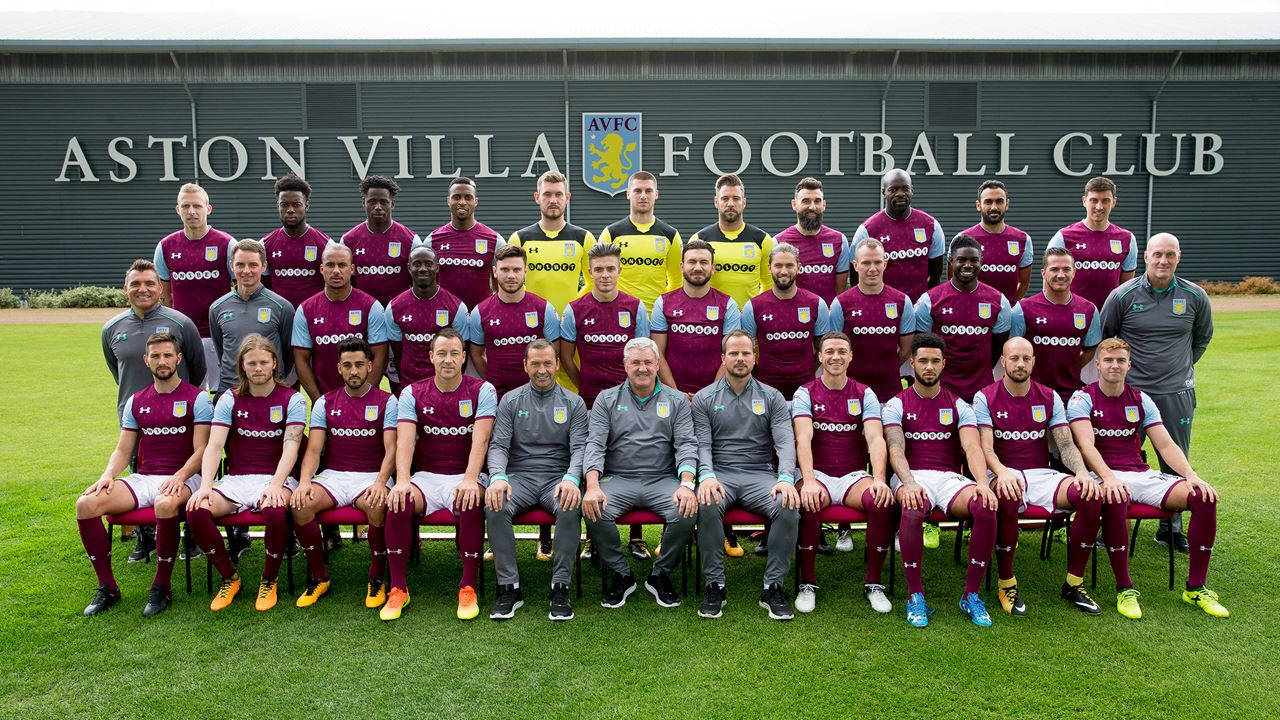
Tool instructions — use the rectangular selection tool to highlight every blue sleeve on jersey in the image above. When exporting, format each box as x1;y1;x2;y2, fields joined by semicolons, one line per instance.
851;225;869;248
384;304;403;342
397;386;417;423
928;223;946;259
291;307;312;348
862;386;883;421
1122;234;1139;272
956;398;976;428
476;382;499;418
542;304;561;341
366;302;390;343
194;391;214;423
739;300;757;337
1084;311;1102;347
816;299;834;334
225;238;237;274
835;233;851;272
310;396;328;429
649;296;668;332
153;243;170;280
881;397;903;426
1046;231;1065;251
466;306;484;344
723;299;741;333
971;392;992;426
635;304;651;337
1019;234;1034;268
212;391;235;425
559;305;577;342
826;297;845;333
446;304;466;336
287;392;308;425
417;233;431;249
494;236;507;252
1066;390;1092;422
899;298;917;334
791;386;812;418
121;396;138;430
383;396;398;430
1050;393;1068;427
913;294;933;333
1009;303;1026;338
994;296;1012;333
1140;392;1162;427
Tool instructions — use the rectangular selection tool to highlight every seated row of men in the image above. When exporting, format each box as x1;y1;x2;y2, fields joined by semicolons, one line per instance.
77;323;1227;626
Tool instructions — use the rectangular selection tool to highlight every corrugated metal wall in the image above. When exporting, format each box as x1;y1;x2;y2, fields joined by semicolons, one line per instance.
1;68;1277;291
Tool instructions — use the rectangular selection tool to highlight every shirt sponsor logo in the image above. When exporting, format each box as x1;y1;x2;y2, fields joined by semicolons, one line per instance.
822;242;835;258
270;405;283;423
978;303;992;319
1124;405;1140;423
848;399;861;416
752;400;766;415
1032;405;1046;423
1110;239;1124;255
798;307;811;323
618;311;632;328
1073;312;1087;330
553;406;568;424
173;401;188;417
205;246;219;262
656;400;670;418
1172;298;1187;315
885;303;898;319
1007;241;1019;255
305;245;318;262
524;311;539;328
914;228;928;244
365;405;380;422
349;310;363;326
459;399;474;418
388;241;402;258
939;408;954;425
706;305;720;321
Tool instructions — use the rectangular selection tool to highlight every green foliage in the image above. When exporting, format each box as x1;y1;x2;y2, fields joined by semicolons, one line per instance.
0;288;20;309
54;286;128;308
23;289;60;308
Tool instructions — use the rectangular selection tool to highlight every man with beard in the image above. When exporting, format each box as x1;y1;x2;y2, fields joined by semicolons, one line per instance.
773;177;849;303
913;235;1011;402
422;177;505;311
973;337;1106;616
581;338;699;610
385;246;469;388
291;244;389;402
341;175;418;307
588;171;682;310
508;171;594;313
1046;177;1138;312
852;169;945;301
883;333;998;628
262;173;334;309
77;332;212;616
739;243;832;400
467;244;560;398
689;173;776;308
693;330;801;621
792;331;894;614
484;340;588;621
651;239;740;398
290;338;397;609
961;180;1032;305
1009;247;1101;402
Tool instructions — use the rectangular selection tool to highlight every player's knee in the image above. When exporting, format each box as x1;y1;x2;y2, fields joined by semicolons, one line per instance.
74;493;100;518
997;496;1021;519
154;495;180;518
697;501;723;524
262;505;287;525
1072;493;1102;517
970;502;997;529
900;506;927;529
773;504;800;528
1187;488;1217;512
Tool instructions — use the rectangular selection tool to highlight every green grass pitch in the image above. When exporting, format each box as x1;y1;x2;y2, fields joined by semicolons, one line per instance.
0;310;1277;719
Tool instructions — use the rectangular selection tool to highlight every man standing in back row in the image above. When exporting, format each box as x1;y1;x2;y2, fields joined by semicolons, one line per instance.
1046;176;1137;312
422;177;504;312
589;171;682;309
852;169;945;302
961;180;1032;305
262;173;333;310
774;177;849;303
690;173;775;309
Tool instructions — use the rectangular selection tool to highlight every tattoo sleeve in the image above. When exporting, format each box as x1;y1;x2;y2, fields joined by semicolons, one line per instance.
284;425;304;445
884;426;912;482
1052;425;1086;475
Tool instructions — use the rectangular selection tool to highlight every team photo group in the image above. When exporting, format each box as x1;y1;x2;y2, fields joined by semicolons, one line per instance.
78;164;1227;630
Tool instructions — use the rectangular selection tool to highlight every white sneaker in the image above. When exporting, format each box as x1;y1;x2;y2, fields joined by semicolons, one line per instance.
865;583;892;613
835;530;854;553
795;584;817;613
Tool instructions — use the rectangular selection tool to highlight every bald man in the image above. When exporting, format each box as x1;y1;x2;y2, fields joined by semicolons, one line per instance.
1099;233;1213;551
292;243;390;401
851;169;946;302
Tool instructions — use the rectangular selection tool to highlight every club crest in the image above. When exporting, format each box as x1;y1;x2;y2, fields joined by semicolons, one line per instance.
173;401;188;418
1124;405;1139;423
524;311;539;328
304;245;318;262
257;308;272;323
885;303;898;319
1007;241;1020;256
656;401;670;418
348;310;362;326
744;245;755;259
1110;239;1124;255
582;112;641;196
553;406;568;424
475;238;488;254
618;311;632;328
436;309;450;326
978;303;992;319
706;305;720;321
914;228;928;244
1172;298;1187;315
563;242;577;258
365;405;380;422
939;408;954;425
270;405;283;423
654;237;667;253
388;241;401;258
205;245;219;262
459;399;474;418
752;400;766;415
1073;313;1087;330
848;399;862;416
1032;405;1046;423
798;307;811;323
822;242;835;258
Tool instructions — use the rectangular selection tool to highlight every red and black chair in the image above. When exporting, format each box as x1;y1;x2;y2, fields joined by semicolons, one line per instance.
105;508;196;595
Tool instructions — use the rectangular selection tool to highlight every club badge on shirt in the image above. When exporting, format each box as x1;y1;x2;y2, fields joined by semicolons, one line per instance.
206;246;219;262
822;242;835;258
387;242;401;258
524;311;539;328
978;303;992;319
435;309;450;326
914;228;928;244
270;405;283;423
563;242;577;258
173;401;188;418
349;310;363;326
305;245;318;262
1032;405;1046;423
1073;313;1087;330
553;406;567;424
1007;241;1019;256
885;303;898;319
744;245;755;259
939;408;954;425
365;405;380;422
654;238;668;253
706;305;720;321
1172;298;1187;315
656;401;670;418
1110;239;1124;255
848;398;861;416
459;399;474;418
618;311;632;328
475;239;488;254
752;400;766;415
798;307;811;324
1124;406;1140;423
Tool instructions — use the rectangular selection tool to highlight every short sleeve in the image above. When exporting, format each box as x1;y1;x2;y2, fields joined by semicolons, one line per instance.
791;386;812;418
1046;231;1065;251
899;299;916;334
928;223;946;259
826;297;845;333
383;396;398;430
914;293;933;333
956;398;976;428
1066;391;1092;423
153;243;170;280
418;232;432;249
193;391;215;423
384;304;403;342
738;300;757;337
1123;233;1139;272
635;304;651;337
835;232;851;272
121;396;138;430
559;305;578;342
212;391;235;426
1084;309;1103;347
367;301;390;343
1009;303;1026;338
861;387;882;421
225;237;238;274
397;386;418;423
542;304;561;341
286;392;308;425
1050;393;1068;428
971;392;992;427
452;304;469;335
476;382;498;418
310;396;328;429
290;307;312;348
1019;234;1034;268
649;296;669;332
881;396;904;427
1140;392;1163;427
466;306;484;344
723;299;741;333
994;296;1012;333
815;298;833;335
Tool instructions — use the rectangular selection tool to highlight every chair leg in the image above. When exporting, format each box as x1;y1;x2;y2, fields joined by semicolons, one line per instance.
693;538;701;597
793;545;800;597
1168;525;1176;591
207;551;214;595
888;540;896;596
575;532;583;600
1129;519;1140;558
953;519;964;565
183;521;193;595
1090;544;1097;589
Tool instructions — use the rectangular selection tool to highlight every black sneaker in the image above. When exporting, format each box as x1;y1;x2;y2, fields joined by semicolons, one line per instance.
1061;582;1102;615
228;526;252;562
548;583;574;621
142;583;171;617
758;583;794;621
284;535;299;560
1154;528;1190;554
753;531;769;557
181;533;203;560
323;524;344;553
699;583;726;619
127;526;156;563
600;570;637;609
489;584;524;620
83;584;121;616
818;531;834;556
627;538;651;560
645;570;680;608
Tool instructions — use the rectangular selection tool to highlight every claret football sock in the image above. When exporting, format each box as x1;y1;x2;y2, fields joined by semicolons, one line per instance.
1101;502;1133;590
862;488;893;585
295;519;329;582
152;516;180;588
77;517;117;590
965;496;997;596
260;505;288;581
367;524;387;581
899;506;927;596
1185;488;1217;589
188;507;235;578
1065;483;1102;578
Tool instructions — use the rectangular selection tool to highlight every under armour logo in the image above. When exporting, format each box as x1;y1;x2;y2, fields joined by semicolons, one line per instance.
331;409;342;416
272;251;283;257
905;413;917;420
157;554;174;564
169;252;182;259
1074;243;1086;250
1107;544;1127;553
670;309;684;317
903;562;919;568
437;243;450;251
137;406;151;414
400;314;413;322
236;410;249;418
1078;542;1093;549
265;550;280;559
879;235;891;243
813;404;825;412
423;406;434;414
1199;545;1213;552
517;410;529;418
996;411;1008;419
488;318;501;326
714;404;726;412
970;558;988;567
850;310;862;317
354;248;366;255
387;548;404;555
583;318;597;326
303;543;317;551
875;546;889;553
462;551;480;558
1093;410;1104;417
761;314;774;321
995;544;1013;552
1035;317;1047;324
939;308;954;315
314;317;326;324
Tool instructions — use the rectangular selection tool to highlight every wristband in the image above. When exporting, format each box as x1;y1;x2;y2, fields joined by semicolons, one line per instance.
562;474;581;488
680;479;696;492
490;473;509;484
777;473;795;485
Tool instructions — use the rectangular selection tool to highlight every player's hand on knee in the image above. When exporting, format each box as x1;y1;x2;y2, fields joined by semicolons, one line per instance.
484;479;511;513
158;476;184;497
453;479;482;513
261;485;289;509
975;484;998;511
388;484;412;513
187;488;213;513
869;479;895;508
799;481;826;513
674;486;698;518
555;481;581;511
1100;477;1128;505
899;481;927;512
1186;477;1217;503
994;471;1022;501
696;478;724;506
1072;473;1098;502
772;482;800;511
291;481;313;510
364;482;388;510
85;477;114;496
581;487;606;522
